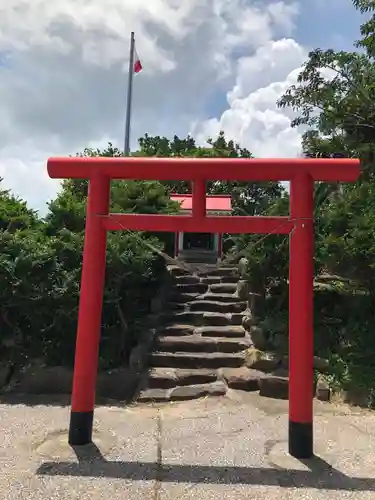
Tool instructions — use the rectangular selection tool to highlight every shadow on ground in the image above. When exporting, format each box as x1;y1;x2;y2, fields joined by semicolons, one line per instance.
0;393;132;407
36;443;375;491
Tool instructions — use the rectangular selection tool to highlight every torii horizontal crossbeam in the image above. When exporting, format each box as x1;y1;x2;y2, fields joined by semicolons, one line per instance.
102;214;294;234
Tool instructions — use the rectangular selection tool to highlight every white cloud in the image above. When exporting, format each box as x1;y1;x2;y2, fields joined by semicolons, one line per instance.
192;38;307;157
0;0;300;213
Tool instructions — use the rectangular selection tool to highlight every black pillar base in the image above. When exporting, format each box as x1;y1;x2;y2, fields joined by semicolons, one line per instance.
68;411;94;446
288;421;313;459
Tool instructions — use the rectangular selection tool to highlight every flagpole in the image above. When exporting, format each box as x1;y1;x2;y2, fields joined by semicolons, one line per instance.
124;31;135;156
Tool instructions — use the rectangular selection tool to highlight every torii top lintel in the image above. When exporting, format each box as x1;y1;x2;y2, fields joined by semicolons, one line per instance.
47;156;360;182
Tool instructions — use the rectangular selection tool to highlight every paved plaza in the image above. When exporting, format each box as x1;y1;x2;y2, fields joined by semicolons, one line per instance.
1;390;374;499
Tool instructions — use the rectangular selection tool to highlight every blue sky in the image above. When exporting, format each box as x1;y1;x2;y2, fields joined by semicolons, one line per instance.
296;0;365;51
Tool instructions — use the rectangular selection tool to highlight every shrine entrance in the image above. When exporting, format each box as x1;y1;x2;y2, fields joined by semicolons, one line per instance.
171;193;231;263
183;232;214;251
47;155;360;459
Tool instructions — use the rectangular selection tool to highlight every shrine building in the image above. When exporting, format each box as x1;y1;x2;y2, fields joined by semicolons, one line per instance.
170;194;232;264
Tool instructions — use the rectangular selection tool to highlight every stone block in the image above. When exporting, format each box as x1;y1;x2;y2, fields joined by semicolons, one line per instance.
222;367;264;391
245;349;280;372
315;376;331;402
259;375;289;400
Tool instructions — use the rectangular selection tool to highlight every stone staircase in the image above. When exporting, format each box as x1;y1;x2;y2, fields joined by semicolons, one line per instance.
136;261;331;404
137;264;265;402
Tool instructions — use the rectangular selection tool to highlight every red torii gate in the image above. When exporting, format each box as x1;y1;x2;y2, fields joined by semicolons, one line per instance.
47;156;360;459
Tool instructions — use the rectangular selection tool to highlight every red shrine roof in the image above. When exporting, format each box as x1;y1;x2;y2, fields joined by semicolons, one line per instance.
171;194;232;211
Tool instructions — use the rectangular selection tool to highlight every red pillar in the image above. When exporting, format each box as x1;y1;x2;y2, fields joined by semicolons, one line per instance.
217;233;223;259
68;172;110;445
192;179;206;219
174;232;179;258
288;172;314;458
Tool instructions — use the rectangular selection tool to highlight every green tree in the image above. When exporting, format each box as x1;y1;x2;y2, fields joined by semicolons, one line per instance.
0;178;41;232
0;183;82;378
277;0;375;283
275;0;375;395
47;142;179;235
137;131;283;216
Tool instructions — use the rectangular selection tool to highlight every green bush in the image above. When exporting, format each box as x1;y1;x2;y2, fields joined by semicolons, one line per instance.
0;225;166;371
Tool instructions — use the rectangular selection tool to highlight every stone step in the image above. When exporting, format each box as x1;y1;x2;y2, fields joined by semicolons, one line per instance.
221;367;265;391
174;275;201;284
167;311;206;325
179;253;218;264
209;283;238;294
171;381;227;401
172;311;242;327
146;367;218;389
185;264;218;276
229;313;244;325
258;373;289;400
176;283;208;294
209;267;239;277
171;292;243;306
137;388;170;403
200;276;222;285
150;351;245;369
189;300;246;314
167;265;190;276
203;312;233;326
161;324;246;338
170;293;247;311
201;293;242;303
170;311;236;326
138;381;227;403
195;325;246;338
163;324;196;336
156;335;251;353
220;276;239;284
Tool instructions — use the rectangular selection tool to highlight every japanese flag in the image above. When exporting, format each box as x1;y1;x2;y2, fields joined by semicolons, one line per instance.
133;47;142;74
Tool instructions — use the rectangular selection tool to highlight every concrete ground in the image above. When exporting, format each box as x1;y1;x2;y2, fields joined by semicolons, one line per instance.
1;390;375;499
